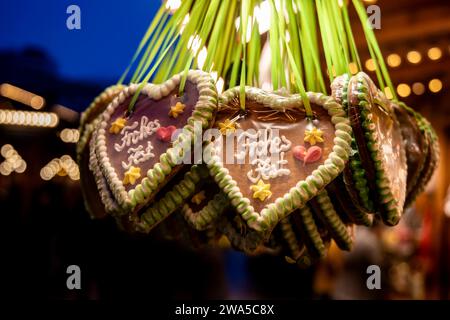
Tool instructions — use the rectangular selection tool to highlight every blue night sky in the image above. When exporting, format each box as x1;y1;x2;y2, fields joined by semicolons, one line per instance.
0;0;159;83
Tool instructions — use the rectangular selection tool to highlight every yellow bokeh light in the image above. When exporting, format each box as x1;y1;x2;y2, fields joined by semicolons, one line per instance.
0;110;59;127
348;62;358;75
407;51;422;64
1;144;13;157
387;54;401;68
397;83;411;97
427;47;442;61
365;59;376;71
30;96;45;109
428;79;442;93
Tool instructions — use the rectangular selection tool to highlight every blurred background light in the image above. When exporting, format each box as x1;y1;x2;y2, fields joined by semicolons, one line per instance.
427;47;442;60
428;78;442;93
397;83;411;97
0;83;45;109
365;58;376;71
407;50;422;64
412;82;425;95
0;110;59;127
387;53;401;67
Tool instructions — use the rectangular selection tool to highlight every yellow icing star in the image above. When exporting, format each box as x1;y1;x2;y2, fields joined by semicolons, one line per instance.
191;191;206;205
123;166;141;185
218;119;237;135
250;179;272;202
168;102;186;118
304;126;324;145
109;117;126;134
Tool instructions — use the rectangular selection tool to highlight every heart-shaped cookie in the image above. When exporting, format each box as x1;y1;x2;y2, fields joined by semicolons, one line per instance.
204;87;352;235
94;70;218;215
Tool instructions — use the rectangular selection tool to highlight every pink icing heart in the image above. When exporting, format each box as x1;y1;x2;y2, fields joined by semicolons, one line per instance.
156;125;177;142
304;146;322;163
293;145;322;164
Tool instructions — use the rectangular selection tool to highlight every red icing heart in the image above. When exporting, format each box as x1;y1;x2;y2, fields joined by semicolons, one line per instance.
156;125;177;142
293;145;322;164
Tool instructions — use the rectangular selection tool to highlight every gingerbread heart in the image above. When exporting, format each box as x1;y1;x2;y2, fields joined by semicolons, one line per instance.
204;87;353;235
346;72;407;225
94;70;218;214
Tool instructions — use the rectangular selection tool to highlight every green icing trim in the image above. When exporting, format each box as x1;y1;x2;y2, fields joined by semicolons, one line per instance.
315;190;353;251
181;192;229;231
297;205;326;258
349;141;374;211
279;217;313;268
280;217;302;259
207;87;352;239
134;164;210;233
333;74;374;215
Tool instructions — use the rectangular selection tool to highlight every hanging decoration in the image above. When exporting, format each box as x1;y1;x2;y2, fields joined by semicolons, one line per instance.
77;0;440;267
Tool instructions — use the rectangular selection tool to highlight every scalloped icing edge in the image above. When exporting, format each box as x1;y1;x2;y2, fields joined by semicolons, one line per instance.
314;190;353;251
88;126;123;215
338;74;374;213
134;164;210;233
76;84;124;218
76;85;124;161
205;87;352;236
180;192;229;231
94;70;218;211
279;217;313;268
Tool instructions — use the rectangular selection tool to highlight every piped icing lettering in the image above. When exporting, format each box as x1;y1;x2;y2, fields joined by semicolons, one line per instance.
235;128;292;183
114;116;161;152
121;141;155;170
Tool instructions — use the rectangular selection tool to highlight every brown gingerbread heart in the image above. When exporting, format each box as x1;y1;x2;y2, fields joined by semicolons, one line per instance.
204;87;353;236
